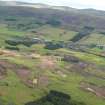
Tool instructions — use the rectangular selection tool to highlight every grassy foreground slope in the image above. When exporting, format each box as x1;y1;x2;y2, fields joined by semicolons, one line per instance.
0;25;104;105
0;46;105;105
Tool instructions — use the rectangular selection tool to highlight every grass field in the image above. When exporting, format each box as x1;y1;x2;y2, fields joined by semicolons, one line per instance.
33;25;77;41
0;25;105;105
0;51;105;105
79;33;105;45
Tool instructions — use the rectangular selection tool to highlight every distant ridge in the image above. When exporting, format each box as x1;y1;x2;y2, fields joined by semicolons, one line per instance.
0;0;102;11
1;1;105;31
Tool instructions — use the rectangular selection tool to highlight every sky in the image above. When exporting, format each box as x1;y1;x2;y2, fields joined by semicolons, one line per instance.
1;0;105;10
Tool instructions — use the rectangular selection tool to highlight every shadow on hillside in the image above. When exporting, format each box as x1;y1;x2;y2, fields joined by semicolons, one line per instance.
25;90;86;105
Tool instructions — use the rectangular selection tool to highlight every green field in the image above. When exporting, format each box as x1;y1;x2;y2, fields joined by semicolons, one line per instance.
0;24;105;105
79;33;105;45
34;25;77;41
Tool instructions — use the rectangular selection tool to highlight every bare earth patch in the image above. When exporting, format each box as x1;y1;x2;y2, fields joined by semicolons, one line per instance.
38;75;49;87
15;68;34;87
39;56;57;69
80;82;105;99
0;49;21;57
56;70;67;78
0;60;10;79
0;57;50;88
16;68;31;79
0;60;33;87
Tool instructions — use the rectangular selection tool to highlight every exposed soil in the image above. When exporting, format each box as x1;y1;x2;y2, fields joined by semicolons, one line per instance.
38;75;49;87
39;56;57;69
0;60;14;69
56;70;67;78
15;68;32;86
65;61;105;80
80;82;105;99
63;55;80;63
0;60;33;87
0;60;11;79
16;68;31;79
0;59;50;88
0;49;20;57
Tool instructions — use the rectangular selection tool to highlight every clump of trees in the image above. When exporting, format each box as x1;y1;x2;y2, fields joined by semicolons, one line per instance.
5;17;45;31
25;90;86;105
5;18;17;21
46;90;71;105
5;37;42;47
6;37;65;50
46;18;61;27
62;55;80;63
5;46;19;51
99;32;105;35
45;41;64;50
71;26;94;42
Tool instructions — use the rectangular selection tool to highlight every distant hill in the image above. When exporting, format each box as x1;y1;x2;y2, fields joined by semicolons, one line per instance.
0;1;105;32
0;1;50;8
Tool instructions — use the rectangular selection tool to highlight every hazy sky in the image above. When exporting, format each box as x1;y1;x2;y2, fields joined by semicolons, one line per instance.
1;0;105;10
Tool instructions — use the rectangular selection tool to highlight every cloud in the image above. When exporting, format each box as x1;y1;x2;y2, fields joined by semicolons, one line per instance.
71;0;105;10
0;0;105;10
30;0;105;10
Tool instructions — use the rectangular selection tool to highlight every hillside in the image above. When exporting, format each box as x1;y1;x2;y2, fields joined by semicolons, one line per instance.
0;1;105;32
0;1;105;105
